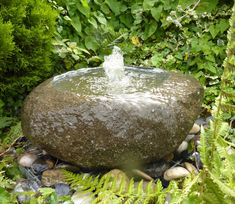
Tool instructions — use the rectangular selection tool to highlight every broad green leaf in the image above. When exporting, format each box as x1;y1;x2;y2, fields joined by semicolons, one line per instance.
151;5;163;21
151;53;163;67
205;55;215;63
85;36;99;51
218;19;230;34
71;16;82;33
120;14;133;28
0;187;11;204
88;17;98;29
94;12;107;25
77;1;90;17
206;62;217;74
105;0;124;16
143;0;156;11
196;0;219;13
142;20;158;40
178;0;196;9
209;24;220;39
81;0;89;9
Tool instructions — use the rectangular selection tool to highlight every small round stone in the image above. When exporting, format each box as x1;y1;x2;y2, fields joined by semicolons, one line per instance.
132;169;153;181
177;141;188;153
184;162;198;175
72;191;95;204
41;169;65;186
14;180;39;203
185;134;195;142
18;153;38;168
163;167;190;181
55;183;71;196
189;123;200;134
31;159;51;174
103;169;129;192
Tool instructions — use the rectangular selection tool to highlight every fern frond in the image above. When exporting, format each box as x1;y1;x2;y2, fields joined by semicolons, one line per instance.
201;177;225;204
199;126;209;167
209;171;235;199
62;170;169;203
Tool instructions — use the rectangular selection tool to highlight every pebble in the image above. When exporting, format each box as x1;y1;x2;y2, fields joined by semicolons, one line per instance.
54;183;71;196
56;163;80;172
226;147;234;155
177;141;188;153
71;191;95;204
132;169;153;181
14;180;39;204
41;169;65;186
97;191;118;203
195;118;207;126
163;167;190;181
185;134;195;142
194;135;201;146
184;162;198;175
103;169;129;192
189;123;200;134
206;116;213;124
31;158;54;174
192;152;203;169
18;153;38;168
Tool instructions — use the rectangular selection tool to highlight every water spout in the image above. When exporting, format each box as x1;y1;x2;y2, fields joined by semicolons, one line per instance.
103;46;125;82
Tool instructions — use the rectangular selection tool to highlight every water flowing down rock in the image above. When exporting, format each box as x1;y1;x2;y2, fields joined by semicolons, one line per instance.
21;67;203;169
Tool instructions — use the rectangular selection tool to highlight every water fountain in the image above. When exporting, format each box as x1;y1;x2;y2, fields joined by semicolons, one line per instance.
21;47;203;169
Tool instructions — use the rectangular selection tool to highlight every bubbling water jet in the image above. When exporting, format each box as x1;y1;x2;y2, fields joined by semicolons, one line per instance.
103;46;125;82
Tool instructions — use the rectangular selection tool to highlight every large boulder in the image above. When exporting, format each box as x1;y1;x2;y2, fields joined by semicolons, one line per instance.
21;67;203;169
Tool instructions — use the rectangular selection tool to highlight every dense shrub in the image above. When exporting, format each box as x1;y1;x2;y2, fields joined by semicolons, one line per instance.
52;0;232;109
0;0;57;115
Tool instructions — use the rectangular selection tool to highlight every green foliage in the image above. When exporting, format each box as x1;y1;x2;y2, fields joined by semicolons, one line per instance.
52;0;232;108
0;0;57;116
62;169;167;203
59;2;235;203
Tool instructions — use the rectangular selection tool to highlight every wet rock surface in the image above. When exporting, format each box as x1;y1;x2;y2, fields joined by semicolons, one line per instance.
21;67;203;169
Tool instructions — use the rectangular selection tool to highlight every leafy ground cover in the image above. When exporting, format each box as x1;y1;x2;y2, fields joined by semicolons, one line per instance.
0;0;234;203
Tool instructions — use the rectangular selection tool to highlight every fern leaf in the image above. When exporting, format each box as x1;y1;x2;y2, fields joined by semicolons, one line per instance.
127;178;135;195
146;180;154;195
155;179;163;195
199;126;209;167
136;180;144;195
209;171;235;198
117;176;126;195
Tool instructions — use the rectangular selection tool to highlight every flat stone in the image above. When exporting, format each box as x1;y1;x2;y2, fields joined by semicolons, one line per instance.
71;191;95;204
21;67;203;169
54;183;71;196
184;162;198;174
185;134;195;142
176;141;188;153
189;123;201;134
163;167;190;181
103;169;130;192
18;153;38;168
41;169;65;186
14;180;39;204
